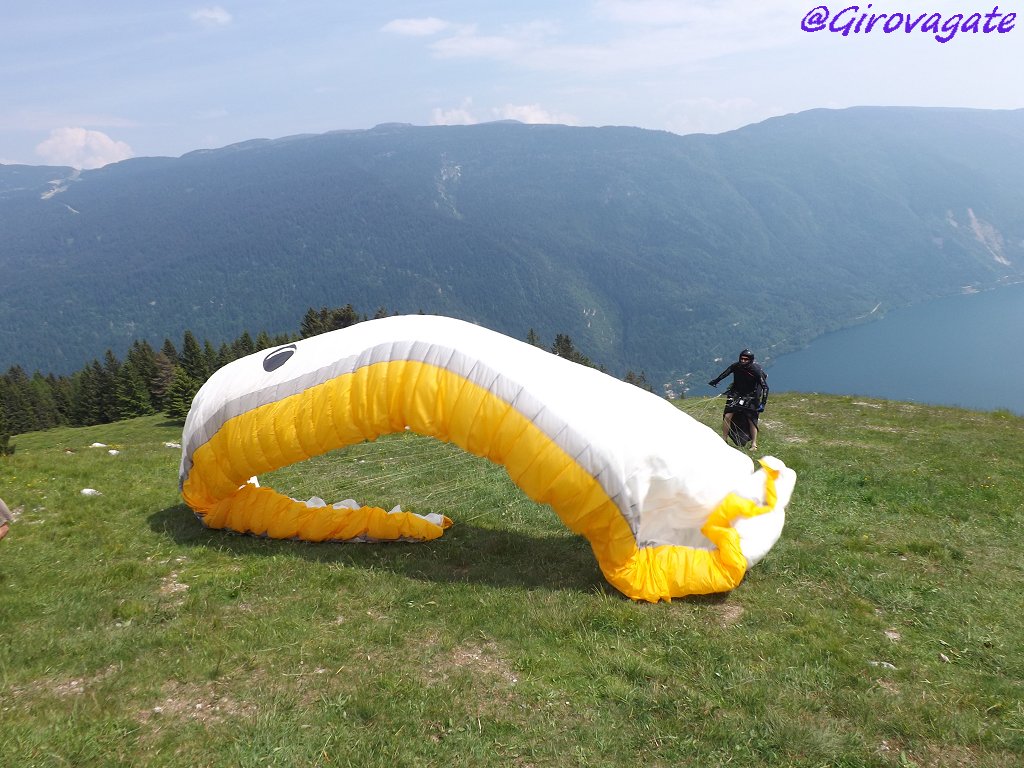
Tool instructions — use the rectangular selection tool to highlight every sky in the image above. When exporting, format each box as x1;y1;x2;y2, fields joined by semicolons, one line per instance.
2;0;1022;168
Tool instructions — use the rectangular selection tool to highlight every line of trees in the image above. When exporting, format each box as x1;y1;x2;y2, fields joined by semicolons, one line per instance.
0;305;653;451
0;329;286;438
529;328;653;392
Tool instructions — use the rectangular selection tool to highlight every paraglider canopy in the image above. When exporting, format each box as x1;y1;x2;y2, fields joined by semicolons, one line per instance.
179;315;796;602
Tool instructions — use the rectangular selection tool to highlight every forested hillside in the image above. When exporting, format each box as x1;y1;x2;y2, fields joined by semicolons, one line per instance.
2;107;1022;390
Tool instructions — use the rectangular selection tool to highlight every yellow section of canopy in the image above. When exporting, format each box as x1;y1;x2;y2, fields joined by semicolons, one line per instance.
182;358;780;601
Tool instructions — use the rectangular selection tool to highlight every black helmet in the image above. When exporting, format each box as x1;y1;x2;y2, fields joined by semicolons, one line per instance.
739;349;754;361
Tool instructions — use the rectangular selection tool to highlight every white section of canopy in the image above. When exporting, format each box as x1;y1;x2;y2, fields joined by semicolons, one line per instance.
180;314;777;556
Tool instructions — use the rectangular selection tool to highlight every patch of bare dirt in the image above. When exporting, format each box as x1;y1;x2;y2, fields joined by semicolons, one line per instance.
447;642;519;686
138;680;257;726
6;664;118;700
158;557;189;607
711;602;745;627
875;678;900;695
418;638;522;718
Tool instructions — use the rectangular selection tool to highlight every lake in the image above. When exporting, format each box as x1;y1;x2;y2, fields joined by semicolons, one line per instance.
765;282;1024;415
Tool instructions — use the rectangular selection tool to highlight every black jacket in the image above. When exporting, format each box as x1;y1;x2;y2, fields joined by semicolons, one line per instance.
710;361;768;402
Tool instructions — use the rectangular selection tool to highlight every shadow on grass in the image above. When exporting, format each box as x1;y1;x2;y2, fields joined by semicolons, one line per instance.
149;503;613;597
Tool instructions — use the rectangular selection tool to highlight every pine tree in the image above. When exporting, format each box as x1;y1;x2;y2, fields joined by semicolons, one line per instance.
0;367;65;433
117;362;155;418
29;372;62;429
124;341;159;415
216;342;233;369
551;334;594;368
233;331;256;358
47;374;74;424
203;340;219;377
333;304;363;329
71;361;104;426
150;352;177;411
300;307;326;339
160;338;180;366
126;341;158;390
99;350;123;423
179;331;208;382
164;367;202;420
301;305;365;338
0;368;34;435
624;369;654;393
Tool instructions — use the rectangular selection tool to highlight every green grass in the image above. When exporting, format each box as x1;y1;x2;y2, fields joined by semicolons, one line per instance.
1;394;1022;767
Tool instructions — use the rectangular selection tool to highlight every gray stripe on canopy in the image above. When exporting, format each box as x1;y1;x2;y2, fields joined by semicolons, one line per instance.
179;341;637;531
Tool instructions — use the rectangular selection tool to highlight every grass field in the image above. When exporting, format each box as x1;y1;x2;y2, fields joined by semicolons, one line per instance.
1;393;1022;767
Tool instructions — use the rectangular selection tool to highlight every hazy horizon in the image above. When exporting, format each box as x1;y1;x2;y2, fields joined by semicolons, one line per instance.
3;2;1021;169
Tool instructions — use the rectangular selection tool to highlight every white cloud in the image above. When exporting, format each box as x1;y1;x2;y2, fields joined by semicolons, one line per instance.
431;99;478;126
595;0;700;26
494;103;578;125
429;21;558;60
382;17;450;36
661;96;765;136
407;4;795;76
190;6;233;28
431;99;577;127
595;0;793;28
35;127;134;169
431;32;522;60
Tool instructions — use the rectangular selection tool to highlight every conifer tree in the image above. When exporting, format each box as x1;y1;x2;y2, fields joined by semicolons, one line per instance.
164;367;202;420
46;373;74;424
160;338;180;366
150;352;177;411
216;342;233;369
179;331;208;382
126;341;158;394
203;340;219;377
300;307;325;338
29;372;62;429
233;331;256;358
99;350;123;423
624;369;654;393
272;332;295;347
551;334;594;368
301;304;364;338
0;380;7;440
71;361;104;426
330;304;363;329
0;367;35;435
117;362;155;418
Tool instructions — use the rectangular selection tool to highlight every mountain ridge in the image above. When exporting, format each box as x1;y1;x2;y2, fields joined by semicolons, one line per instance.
2;106;1022;391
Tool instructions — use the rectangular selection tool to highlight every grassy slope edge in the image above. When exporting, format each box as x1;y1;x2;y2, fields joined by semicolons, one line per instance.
0;394;1022;767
